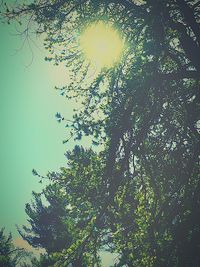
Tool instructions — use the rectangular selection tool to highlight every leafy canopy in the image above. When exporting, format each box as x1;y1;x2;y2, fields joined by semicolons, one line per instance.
1;0;200;266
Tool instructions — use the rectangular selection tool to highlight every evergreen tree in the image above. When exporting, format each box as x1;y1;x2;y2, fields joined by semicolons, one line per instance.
1;1;200;266
0;228;27;267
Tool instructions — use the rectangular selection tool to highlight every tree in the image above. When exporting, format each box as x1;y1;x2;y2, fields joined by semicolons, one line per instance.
19;179;90;267
0;228;28;267
0;228;15;267
19;184;72;254
1;1;200;266
19;146;107;266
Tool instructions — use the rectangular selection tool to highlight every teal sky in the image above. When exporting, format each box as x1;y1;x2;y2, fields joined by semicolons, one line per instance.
0;5;115;264
0;21;78;236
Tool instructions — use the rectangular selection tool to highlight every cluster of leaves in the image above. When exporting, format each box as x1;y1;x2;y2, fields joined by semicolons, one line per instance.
0;228;30;267
19;147;105;266
1;0;200;266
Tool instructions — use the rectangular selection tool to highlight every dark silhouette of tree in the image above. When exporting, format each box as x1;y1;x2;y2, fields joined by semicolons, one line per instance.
1;1;200;266
18;182;88;267
0;228;28;267
19;184;72;254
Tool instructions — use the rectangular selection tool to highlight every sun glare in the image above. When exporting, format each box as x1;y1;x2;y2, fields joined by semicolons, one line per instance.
80;22;124;68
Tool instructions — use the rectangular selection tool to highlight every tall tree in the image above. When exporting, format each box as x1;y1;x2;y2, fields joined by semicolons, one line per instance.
1;1;200;266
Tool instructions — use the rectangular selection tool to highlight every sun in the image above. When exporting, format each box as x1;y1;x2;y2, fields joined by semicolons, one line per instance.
80;21;124;68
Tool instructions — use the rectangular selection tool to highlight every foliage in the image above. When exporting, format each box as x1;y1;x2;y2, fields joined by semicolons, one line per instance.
19;184;72;254
0;228;28;267
18;150;104;267
1;0;200;266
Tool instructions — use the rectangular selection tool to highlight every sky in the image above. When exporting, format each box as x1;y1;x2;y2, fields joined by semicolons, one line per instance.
0;6;115;266
0;20;73;237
